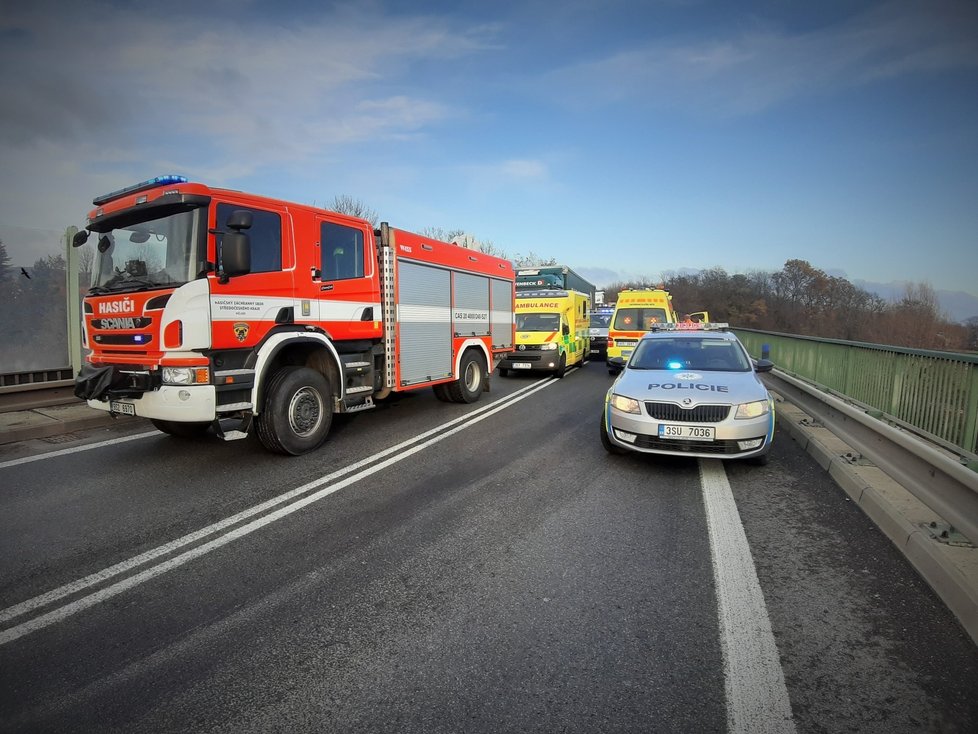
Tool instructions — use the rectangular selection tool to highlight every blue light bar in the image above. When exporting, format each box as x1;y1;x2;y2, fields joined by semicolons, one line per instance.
92;175;189;206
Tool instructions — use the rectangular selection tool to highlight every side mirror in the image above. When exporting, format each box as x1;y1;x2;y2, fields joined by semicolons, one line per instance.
72;230;90;248
562;323;570;336
754;359;774;373
217;209;253;282
220;232;251;280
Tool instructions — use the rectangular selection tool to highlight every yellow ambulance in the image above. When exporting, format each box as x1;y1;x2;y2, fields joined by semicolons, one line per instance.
606;288;677;374
499;289;591;378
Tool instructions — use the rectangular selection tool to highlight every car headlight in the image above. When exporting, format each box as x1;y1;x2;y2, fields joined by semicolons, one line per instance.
610;393;641;414
540;342;558;351
735;399;770;419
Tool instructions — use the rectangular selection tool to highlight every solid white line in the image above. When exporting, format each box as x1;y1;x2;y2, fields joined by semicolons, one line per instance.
0;377;556;645
0;431;162;470
698;459;796;734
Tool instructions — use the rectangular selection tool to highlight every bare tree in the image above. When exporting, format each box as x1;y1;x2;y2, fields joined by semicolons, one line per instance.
329;195;378;226
511;252;557;268
477;239;507;258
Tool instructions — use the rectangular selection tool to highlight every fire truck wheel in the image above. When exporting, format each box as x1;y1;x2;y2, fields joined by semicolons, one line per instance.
447;350;485;404
256;366;333;455
553;354;567;379
600;413;626;455
150;419;211;439
432;383;452;402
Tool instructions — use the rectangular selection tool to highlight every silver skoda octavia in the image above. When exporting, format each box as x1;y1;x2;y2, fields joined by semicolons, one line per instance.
600;323;775;463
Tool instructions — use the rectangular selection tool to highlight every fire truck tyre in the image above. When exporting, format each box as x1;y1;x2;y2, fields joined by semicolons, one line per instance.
150;419;211;439
553;354;567;379
256;366;333;455
600;414;626;455
447;350;485;404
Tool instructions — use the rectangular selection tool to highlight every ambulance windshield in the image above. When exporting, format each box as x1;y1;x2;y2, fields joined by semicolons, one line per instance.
88;208;203;293
517;313;560;332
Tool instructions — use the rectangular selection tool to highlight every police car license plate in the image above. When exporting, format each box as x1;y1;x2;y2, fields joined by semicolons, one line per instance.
110;401;136;416
512;362;532;369
658;424;714;441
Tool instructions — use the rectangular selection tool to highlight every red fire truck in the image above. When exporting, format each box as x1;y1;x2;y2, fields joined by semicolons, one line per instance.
73;176;515;455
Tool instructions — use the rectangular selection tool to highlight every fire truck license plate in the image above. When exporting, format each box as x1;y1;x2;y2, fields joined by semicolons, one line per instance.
512;362;532;369
658;424;714;441
110;401;136;416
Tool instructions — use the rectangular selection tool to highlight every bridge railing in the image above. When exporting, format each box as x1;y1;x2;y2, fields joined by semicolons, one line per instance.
734;328;978;458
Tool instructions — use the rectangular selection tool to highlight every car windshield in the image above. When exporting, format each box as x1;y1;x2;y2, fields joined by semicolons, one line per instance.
629;337;752;372
516;313;560;332
590;313;611;328
89;208;203;293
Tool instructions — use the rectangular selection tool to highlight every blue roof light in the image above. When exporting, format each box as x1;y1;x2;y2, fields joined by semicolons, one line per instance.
667;360;684;370
92;175;189;206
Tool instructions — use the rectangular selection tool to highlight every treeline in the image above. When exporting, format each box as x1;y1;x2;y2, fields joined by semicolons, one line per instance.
0;239;91;373
603;259;976;352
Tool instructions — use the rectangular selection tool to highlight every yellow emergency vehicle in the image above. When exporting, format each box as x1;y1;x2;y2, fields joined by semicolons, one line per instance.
606;288;677;374
499;289;591;378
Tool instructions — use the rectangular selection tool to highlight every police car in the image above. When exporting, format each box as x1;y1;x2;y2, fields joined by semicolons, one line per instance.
599;323;775;463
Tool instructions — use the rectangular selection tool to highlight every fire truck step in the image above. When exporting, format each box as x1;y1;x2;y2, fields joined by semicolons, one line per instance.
218;430;249;441
216;402;253;413
345;386;373;395
344;361;372;368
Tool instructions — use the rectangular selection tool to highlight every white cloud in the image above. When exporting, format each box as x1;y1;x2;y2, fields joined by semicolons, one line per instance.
541;0;978;116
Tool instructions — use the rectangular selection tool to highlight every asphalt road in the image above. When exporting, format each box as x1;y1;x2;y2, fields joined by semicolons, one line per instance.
1;362;976;733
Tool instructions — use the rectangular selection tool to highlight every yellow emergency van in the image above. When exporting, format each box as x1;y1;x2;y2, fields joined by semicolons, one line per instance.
606;288;677;374
499;289;591;378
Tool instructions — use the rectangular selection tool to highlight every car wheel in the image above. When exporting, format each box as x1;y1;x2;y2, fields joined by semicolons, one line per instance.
600;414;626;455
554;354;567;379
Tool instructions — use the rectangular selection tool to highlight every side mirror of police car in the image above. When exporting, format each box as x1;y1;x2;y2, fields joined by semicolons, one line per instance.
754;358;774;373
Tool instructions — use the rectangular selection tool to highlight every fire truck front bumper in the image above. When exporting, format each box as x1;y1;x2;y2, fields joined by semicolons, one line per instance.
77;364;216;421
86;384;216;422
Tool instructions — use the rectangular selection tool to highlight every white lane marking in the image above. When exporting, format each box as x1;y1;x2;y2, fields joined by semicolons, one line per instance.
0;431;162;469
698;459;796;734
0;378;556;645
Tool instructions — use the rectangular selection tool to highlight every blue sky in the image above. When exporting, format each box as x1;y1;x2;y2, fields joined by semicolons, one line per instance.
1;0;976;299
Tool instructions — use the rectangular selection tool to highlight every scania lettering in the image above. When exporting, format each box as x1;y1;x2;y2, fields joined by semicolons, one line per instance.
73;175;516;455
498;288;590;378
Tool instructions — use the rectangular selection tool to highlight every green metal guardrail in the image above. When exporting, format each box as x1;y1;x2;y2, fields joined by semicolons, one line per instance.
734;329;978;457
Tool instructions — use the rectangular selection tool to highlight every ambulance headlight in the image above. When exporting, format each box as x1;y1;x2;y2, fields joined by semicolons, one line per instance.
735;400;770;419
610;393;641;414
540;343;558;351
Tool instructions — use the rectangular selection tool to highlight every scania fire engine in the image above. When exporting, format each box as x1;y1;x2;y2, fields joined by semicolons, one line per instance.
73;176;516;455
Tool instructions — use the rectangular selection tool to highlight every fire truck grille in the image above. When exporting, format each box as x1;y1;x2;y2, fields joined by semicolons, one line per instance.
644;402;730;422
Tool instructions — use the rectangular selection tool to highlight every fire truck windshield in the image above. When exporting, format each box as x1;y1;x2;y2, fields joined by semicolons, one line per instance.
89;208;202;293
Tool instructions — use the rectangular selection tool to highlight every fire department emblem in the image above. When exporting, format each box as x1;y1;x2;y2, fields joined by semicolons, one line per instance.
233;322;250;342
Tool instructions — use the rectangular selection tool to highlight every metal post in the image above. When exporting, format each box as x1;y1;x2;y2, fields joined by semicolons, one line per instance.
64;225;81;375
